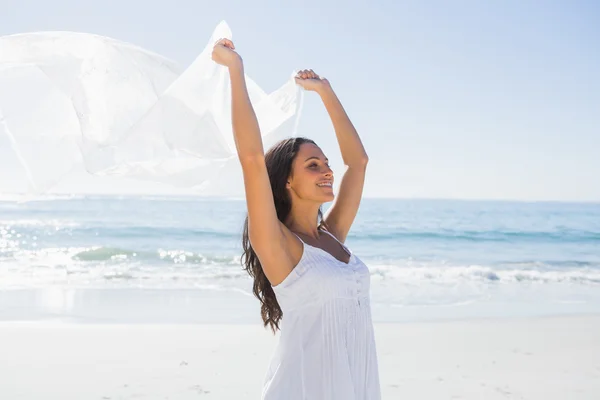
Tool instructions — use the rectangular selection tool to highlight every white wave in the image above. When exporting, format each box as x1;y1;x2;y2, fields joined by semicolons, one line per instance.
0;219;80;228
370;264;600;285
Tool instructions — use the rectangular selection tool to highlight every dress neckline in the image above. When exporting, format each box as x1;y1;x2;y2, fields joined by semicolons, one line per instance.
272;230;355;288
295;228;354;265
302;242;354;265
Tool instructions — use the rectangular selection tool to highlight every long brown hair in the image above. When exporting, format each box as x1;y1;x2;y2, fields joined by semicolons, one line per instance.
241;137;327;333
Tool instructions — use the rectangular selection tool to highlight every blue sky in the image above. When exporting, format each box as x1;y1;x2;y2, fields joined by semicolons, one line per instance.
1;0;599;201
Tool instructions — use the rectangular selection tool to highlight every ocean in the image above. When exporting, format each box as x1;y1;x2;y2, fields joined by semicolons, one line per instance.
1;195;599;324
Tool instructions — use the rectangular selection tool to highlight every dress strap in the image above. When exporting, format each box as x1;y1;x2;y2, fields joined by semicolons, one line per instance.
291;231;304;243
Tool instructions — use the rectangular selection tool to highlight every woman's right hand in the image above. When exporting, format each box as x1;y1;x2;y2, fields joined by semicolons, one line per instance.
212;38;242;68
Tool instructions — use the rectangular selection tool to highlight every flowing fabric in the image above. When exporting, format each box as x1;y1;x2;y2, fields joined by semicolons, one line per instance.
0;21;303;194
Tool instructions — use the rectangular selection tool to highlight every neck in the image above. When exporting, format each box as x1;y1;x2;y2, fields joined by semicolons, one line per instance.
285;200;323;240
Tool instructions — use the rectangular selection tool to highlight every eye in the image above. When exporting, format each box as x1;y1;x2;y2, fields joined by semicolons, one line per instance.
309;163;318;168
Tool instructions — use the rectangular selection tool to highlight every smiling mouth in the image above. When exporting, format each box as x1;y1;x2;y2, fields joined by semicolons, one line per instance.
317;182;332;188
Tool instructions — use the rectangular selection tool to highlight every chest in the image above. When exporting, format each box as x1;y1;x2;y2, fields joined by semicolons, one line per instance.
297;249;371;302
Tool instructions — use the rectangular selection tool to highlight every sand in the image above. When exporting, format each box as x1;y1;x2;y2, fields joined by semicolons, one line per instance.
1;316;599;399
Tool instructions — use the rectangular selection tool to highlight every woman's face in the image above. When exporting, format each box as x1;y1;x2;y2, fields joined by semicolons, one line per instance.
287;143;334;203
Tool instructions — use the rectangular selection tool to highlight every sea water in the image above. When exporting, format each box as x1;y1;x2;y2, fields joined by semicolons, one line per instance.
1;195;599;323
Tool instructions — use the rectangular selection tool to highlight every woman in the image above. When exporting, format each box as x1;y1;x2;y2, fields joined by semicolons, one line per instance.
212;38;381;400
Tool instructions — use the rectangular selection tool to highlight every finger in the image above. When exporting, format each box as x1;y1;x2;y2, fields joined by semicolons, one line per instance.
309;69;319;79
214;38;235;49
223;39;235;49
294;76;307;89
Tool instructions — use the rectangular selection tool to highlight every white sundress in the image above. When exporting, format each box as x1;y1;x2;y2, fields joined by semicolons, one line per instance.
262;229;381;400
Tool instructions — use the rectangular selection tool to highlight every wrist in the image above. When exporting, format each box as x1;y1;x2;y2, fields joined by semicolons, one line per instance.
228;55;244;72
316;84;334;97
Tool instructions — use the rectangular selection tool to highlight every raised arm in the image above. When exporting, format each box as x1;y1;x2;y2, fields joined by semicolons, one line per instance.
212;39;296;286
295;69;369;243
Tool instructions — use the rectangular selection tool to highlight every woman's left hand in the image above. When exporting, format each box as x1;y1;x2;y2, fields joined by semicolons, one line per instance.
295;69;330;92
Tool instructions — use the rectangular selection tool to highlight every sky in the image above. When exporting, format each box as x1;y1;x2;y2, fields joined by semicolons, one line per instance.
0;0;599;201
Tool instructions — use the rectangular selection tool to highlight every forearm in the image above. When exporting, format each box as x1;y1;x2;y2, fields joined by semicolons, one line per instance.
229;61;265;160
318;86;368;167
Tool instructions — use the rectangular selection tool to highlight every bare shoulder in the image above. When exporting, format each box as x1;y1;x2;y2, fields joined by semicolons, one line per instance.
255;222;305;287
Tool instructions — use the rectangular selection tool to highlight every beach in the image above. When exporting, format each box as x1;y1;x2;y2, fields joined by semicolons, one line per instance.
1;316;599;399
1;196;599;398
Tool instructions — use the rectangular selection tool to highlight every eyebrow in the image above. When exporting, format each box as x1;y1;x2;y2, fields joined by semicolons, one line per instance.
305;156;329;162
